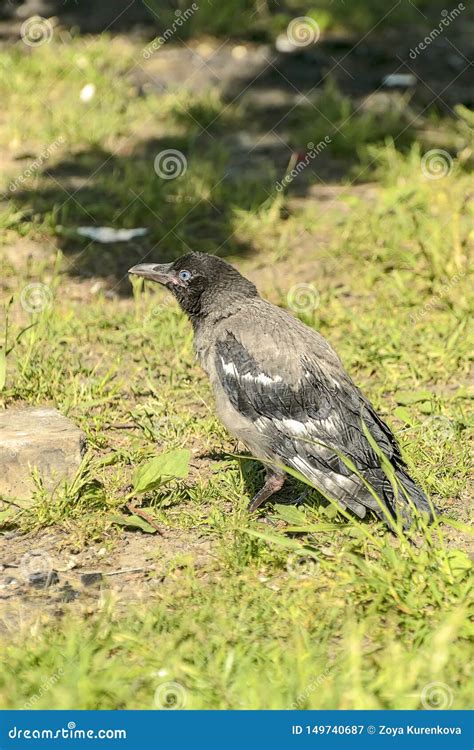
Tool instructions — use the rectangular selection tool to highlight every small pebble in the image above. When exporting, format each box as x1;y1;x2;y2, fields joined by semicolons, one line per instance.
0;576;19;589
80;83;96;102
275;34;296;54
382;73;416;88
81;572;103;587
28;571;59;589
58;585;79;603
232;45;247;60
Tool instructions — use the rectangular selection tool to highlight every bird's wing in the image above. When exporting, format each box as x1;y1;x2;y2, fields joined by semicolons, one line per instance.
215;329;404;518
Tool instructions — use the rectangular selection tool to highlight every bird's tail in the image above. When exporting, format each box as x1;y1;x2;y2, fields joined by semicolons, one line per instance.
389;467;435;528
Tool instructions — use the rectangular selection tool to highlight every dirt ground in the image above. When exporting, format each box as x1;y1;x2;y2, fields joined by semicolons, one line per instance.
0;524;216;634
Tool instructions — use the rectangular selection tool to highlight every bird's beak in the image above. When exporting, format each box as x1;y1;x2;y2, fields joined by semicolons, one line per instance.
128;262;174;285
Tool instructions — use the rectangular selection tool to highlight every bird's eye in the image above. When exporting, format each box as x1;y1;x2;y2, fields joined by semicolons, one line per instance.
179;270;192;282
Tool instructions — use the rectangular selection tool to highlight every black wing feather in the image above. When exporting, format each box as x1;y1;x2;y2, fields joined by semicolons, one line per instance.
215;331;431;523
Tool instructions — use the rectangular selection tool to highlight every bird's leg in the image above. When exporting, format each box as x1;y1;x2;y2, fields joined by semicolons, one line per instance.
248;468;286;513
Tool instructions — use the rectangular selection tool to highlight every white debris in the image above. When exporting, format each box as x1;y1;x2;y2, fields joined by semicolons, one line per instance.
232;45;248;59
382;73;416;88
275;34;296;53
74;55;89;70
80;83;96;102
77;227;149;243
90;281;104;295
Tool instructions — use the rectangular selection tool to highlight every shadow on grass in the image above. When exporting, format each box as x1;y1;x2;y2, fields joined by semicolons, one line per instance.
6;14;470;288
9;132;262;293
0;0;455;38
7;67;417;290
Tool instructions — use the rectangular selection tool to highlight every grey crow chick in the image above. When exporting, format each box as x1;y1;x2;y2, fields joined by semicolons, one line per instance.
129;253;433;529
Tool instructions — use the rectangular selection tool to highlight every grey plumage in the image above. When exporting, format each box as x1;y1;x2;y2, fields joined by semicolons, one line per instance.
129;252;434;529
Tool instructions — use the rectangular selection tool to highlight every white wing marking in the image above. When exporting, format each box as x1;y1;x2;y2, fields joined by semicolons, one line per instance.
221;359;239;378
220;357;283;386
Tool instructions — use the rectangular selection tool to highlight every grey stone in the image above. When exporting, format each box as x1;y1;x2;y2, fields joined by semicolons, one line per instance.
28;570;60;588
58;583;78;602
81;572;103;587
0;407;86;503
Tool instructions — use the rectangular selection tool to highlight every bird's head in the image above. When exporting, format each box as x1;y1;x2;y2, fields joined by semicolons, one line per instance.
128;252;258;320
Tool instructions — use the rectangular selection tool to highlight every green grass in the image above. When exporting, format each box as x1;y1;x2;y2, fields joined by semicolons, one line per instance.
2;545;472;710
145;0;453;40
0;32;472;710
